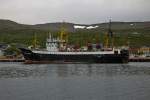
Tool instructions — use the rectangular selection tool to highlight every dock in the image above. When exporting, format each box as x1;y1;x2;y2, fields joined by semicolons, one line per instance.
0;59;25;62
129;57;150;62
0;58;150;63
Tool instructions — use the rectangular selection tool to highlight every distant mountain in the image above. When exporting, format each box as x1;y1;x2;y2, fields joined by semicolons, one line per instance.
0;19;30;30
33;22;75;32
0;19;150;47
0;19;150;32
94;22;150;30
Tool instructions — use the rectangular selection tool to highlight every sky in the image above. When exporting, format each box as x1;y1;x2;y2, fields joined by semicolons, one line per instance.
0;0;150;24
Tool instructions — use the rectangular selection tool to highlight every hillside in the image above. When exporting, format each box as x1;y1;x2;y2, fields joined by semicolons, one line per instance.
0;19;150;47
0;19;150;31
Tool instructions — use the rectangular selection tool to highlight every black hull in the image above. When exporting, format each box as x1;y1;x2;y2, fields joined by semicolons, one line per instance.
19;48;129;64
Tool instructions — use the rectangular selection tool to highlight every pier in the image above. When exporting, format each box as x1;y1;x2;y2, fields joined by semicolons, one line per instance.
1;57;150;63
129;57;150;62
1;58;150;63
0;59;24;62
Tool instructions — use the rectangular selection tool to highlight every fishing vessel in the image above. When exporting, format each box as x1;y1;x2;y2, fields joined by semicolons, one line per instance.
19;21;129;64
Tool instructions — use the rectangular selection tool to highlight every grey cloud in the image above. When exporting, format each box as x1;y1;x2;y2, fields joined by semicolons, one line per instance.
0;0;150;24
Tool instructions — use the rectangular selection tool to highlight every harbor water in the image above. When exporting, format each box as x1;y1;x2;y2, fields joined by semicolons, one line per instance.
0;62;150;100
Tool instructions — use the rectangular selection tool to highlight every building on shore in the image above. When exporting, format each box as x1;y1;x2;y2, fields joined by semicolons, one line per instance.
0;43;9;57
129;46;150;57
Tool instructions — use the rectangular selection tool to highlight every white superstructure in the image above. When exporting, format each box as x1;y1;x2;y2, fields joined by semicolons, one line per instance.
44;33;122;55
46;34;60;52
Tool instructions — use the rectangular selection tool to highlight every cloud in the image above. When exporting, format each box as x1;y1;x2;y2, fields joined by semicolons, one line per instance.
0;0;149;24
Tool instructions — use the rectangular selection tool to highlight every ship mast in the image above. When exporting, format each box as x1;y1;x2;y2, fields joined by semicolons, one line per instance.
109;20;114;48
104;20;114;48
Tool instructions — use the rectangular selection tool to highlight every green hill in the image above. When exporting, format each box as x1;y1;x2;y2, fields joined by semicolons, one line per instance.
0;19;150;48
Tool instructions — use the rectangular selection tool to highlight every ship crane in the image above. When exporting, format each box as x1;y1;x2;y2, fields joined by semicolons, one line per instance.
59;22;68;50
32;33;39;49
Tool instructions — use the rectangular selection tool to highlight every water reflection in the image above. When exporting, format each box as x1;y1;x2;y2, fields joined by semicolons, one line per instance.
1;62;150;100
57;64;69;77
0;63;150;78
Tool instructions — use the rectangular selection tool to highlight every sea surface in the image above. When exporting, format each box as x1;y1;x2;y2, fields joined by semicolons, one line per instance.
0;62;150;100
